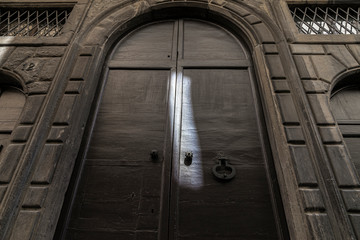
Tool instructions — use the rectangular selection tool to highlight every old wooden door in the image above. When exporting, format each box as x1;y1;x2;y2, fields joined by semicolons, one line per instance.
64;20;284;239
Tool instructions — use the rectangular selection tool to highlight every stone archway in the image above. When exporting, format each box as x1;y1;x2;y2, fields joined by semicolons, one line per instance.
64;18;284;240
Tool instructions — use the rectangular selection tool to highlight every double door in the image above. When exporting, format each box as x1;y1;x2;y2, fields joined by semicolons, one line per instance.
65;19;284;239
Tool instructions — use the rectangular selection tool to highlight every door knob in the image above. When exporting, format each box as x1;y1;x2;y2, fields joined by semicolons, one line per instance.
150;149;159;161
212;157;236;181
184;152;193;166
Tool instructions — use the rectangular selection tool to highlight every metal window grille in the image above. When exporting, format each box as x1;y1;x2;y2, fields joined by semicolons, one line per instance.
0;8;72;37
289;5;360;35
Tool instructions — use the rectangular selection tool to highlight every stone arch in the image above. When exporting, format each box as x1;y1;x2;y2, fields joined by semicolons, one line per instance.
49;2;308;240
78;1;281;50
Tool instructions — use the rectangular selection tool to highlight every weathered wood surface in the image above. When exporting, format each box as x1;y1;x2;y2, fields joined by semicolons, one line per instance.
65;20;282;239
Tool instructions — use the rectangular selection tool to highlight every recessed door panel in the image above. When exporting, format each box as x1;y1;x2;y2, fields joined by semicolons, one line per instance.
66;70;170;239
112;21;176;61
174;69;278;239
183;21;247;60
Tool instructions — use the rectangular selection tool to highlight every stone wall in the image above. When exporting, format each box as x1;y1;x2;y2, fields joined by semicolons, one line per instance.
0;0;359;239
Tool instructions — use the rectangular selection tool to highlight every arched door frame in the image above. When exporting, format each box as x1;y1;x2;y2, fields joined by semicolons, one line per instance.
55;3;302;239
54;3;302;239
44;2;351;240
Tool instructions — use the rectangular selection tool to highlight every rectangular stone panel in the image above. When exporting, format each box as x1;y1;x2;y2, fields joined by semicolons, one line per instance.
9;210;40;240
276;94;300;124
252;23;275;43
289;146;317;186
339;125;360;136
34;46;66;57
290;44;325;55
266;55;286;79
27;82;51;94
32;144;63;184
0;144;25;182
47;126;68;142
11;126;32;142
302;80;328;93
244;15;261;24
301;189;325;211
350;214;360;239
294;56;318;80
53;95;77;124
263;44;278;54
325;146;360;187
38;58;61;81
306;213;335;240
65;81;83;94
19;95;45;124
79;46;96;56
285;126;305;143
341;190;360;212
272;80;290;93
307;94;335;125
70;56;91;80
23;186;48;208
318;127;342;144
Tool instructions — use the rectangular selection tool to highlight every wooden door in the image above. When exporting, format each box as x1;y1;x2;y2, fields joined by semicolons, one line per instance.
331;84;360;174
64;20;284;240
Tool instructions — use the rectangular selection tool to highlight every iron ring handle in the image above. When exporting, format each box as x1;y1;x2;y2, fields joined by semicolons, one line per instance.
212;157;236;181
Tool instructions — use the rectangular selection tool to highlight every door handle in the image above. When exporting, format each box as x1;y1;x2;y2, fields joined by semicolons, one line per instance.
212;157;236;181
184;152;193;166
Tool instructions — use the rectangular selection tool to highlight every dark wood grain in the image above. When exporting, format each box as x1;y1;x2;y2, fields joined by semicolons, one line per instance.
66;70;170;239
174;69;278;239
331;86;360;175
66;19;281;240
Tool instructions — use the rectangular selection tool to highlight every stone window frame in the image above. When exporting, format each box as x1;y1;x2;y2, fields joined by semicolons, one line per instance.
0;0;79;45
278;0;360;43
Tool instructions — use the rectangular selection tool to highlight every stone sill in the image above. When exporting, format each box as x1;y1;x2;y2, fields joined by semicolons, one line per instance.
0;33;72;46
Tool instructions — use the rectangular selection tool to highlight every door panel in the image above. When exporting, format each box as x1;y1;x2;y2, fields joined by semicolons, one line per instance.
63;19;284;240
175;69;278;239
183;21;247;60
331;86;360;175
66;70;170;239
112;21;176;61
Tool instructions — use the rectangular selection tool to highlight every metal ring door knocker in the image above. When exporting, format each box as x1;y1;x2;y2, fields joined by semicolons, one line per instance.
212;157;236;181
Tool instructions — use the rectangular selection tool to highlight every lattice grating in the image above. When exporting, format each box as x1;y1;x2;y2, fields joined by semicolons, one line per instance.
289;5;360;34
0;8;72;37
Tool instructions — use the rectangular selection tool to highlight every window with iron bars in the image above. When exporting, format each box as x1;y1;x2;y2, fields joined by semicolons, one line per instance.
0;8;72;37
289;5;360;34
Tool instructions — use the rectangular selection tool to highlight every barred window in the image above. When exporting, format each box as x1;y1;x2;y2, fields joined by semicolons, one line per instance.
0;7;72;37
289;5;360;35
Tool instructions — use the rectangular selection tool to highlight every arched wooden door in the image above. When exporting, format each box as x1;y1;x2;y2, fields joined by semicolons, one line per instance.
65;19;285;239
